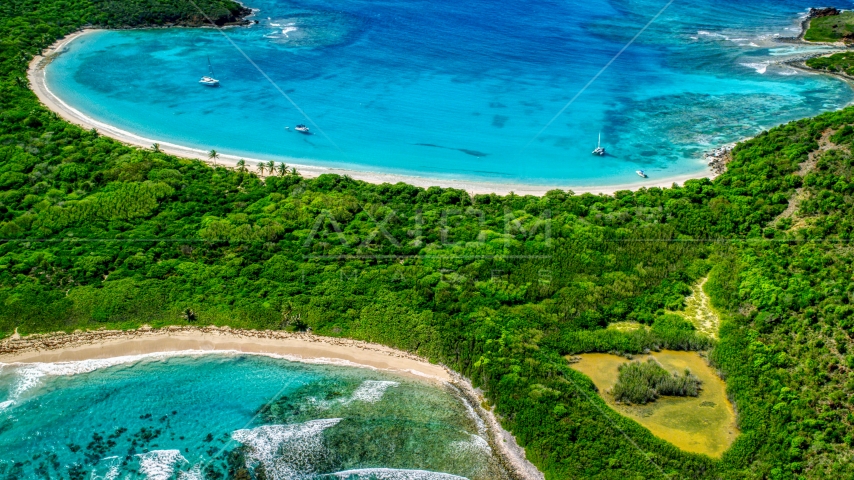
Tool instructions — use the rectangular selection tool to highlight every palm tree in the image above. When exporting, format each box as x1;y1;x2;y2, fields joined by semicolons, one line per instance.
180;308;197;322
208;149;219;165
266;160;276;174
276;162;288;176
257;162;266;175
236;159;247;173
152;143;161;153
290;167;298;175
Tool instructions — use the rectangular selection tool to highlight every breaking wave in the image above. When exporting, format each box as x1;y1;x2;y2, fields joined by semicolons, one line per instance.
445;384;486;436
740;62;769;74
177;464;204;480
4;351;221;399
347;380;399;403
232;418;342;477
1;349;439;402
450;434;491;455
137;450;187;480
323;468;468;479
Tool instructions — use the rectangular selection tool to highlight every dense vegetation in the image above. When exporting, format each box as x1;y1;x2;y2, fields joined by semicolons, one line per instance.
805;52;854;77
2;0;854;478
804;11;854;43
612;359;701;405
91;0;251;27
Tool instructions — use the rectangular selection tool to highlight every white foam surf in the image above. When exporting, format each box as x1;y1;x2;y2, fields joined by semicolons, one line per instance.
5;350;222;399
104;465;120;480
88;456;121;480
449;434;491;455
232;418;341;477
89;465;121;480
325;468;468;479
2;348;442;401
740;62;768;74
348;380;399;403
137;450;187;480
177;464;204;480
94;464;121;480
449;387;486;436
0;400;13;411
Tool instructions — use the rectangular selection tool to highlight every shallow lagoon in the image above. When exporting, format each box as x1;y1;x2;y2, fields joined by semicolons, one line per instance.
44;0;854;186
0;353;509;479
569;350;737;458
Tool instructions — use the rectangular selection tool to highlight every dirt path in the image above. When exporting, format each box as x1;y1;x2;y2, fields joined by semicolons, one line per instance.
680;277;720;339
774;129;848;228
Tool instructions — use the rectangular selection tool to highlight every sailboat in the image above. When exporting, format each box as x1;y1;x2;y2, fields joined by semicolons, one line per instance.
592;132;605;156
199;57;219;87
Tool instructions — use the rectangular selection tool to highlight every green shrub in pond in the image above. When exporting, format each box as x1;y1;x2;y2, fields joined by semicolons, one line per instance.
612;359;702;405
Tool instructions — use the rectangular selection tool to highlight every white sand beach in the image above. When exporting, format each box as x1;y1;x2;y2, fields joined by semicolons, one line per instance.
28;29;714;197
0;327;450;380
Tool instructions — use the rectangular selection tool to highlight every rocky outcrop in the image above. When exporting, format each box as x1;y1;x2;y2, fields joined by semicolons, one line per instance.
809;7;841;19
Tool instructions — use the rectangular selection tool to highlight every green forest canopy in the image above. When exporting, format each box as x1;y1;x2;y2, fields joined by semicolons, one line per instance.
3;0;854;478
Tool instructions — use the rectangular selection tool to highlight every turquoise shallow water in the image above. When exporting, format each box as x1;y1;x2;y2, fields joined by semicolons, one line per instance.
0;353;508;479
45;0;854;186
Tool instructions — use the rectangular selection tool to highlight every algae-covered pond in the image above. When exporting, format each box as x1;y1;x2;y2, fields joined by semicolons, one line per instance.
568;350;738;458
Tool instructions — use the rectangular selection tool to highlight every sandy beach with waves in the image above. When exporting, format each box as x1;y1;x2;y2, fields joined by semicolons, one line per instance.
0;326;545;480
29;29;712;197
0;326;450;380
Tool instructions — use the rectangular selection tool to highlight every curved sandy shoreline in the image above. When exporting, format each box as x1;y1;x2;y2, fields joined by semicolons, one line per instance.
0;326;545;480
28;29;713;197
0;326;451;380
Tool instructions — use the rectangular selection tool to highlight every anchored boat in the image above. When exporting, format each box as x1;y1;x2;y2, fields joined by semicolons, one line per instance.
295;124;310;134
636;170;647;178
199;56;219;87
592;132;605;156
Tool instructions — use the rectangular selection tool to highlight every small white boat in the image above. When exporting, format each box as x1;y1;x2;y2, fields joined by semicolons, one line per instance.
636;170;647;178
199;57;219;87
592;132;605;156
295;124;310;134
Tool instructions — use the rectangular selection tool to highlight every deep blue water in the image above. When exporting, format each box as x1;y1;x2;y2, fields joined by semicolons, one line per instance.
45;0;854;186
0;354;506;479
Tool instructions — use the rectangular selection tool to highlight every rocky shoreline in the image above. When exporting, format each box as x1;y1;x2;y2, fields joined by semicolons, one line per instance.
776;7;843;44
700;8;854;177
704;144;735;176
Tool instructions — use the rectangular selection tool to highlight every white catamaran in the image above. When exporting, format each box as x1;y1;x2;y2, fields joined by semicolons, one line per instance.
199;57;220;87
592;132;605;156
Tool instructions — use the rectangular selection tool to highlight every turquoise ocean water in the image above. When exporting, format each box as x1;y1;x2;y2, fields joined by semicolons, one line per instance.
0;353;508;479
44;0;854;185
